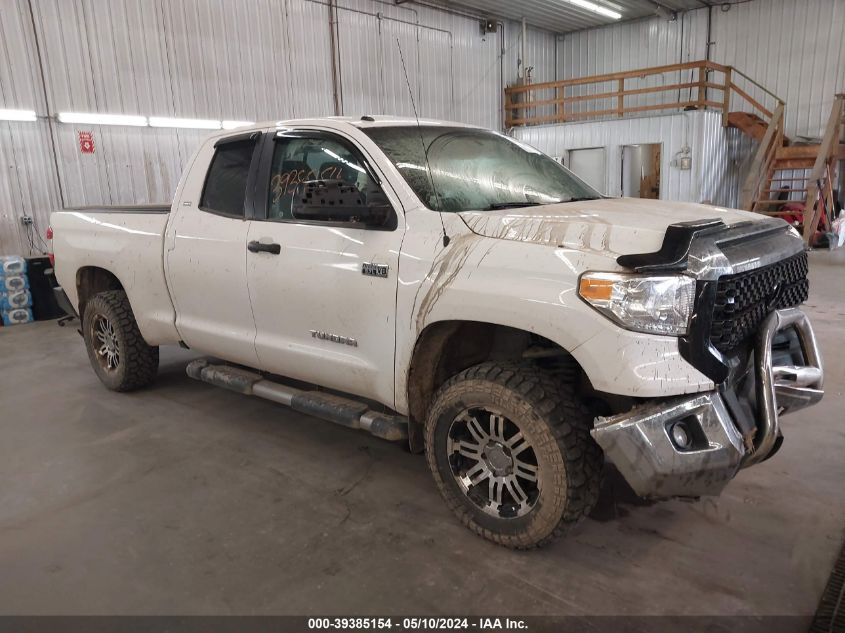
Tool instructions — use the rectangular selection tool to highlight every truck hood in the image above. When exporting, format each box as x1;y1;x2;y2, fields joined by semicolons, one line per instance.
458;198;760;256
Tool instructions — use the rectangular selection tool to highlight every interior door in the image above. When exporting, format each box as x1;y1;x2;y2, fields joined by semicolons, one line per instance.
245;129;403;407
622;143;661;199
165;133;262;367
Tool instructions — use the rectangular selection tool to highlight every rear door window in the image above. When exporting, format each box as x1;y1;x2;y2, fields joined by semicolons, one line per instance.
200;137;259;217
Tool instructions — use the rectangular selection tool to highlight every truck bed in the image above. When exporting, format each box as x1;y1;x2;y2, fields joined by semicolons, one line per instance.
51;206;180;346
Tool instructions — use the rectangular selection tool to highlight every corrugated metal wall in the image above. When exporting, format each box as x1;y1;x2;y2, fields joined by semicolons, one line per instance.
502;22;559;121
4;0;840;257
534;0;845;207
514;110;746;206
556;10;707;116
0;0;62;257
556;0;845;140
708;0;845;141
557;10;704;76
0;0;557;256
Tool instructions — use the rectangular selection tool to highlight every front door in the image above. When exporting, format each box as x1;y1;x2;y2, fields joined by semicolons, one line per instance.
165;133;262;367
245;129;404;407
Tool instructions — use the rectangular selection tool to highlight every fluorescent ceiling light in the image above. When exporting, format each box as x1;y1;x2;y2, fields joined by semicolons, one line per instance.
149;117;221;130
0;109;37;122
567;0;622;20
58;112;147;126
222;120;255;130
53;112;255;130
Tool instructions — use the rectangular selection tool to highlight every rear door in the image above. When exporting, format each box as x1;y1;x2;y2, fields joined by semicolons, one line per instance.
165;132;262;367
244;128;405;407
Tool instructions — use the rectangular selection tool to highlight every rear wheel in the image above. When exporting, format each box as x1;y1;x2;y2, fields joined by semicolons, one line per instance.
82;290;158;391
425;362;602;549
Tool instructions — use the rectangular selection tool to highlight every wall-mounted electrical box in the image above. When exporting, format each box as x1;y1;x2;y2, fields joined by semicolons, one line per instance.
671;146;692;170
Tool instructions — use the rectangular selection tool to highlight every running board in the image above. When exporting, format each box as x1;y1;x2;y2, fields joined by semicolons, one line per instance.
186;359;408;442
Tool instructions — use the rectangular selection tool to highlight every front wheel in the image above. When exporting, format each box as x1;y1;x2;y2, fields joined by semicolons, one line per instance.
424;362;602;549
82;290;159;392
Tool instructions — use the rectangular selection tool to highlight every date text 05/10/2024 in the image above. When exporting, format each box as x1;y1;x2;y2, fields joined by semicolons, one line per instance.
307;617;528;630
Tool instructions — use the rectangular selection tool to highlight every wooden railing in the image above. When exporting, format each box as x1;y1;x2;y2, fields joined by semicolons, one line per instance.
504;60;783;130
802;94;845;242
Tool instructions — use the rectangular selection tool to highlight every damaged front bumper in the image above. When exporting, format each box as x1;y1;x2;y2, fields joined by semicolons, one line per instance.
591;307;824;498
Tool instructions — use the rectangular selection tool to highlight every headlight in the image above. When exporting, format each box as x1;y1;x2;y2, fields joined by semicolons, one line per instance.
578;272;695;336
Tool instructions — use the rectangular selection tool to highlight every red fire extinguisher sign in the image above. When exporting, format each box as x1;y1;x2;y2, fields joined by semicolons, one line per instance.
79;131;95;154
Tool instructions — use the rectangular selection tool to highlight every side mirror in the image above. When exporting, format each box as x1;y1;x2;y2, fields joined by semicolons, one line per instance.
291;180;390;227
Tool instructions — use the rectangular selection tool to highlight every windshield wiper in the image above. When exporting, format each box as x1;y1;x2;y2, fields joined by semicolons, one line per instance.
485;201;543;210
561;196;601;203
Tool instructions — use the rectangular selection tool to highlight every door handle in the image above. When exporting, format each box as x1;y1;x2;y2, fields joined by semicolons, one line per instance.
248;240;281;255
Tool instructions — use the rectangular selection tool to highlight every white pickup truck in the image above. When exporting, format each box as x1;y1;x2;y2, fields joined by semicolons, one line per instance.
51;116;824;548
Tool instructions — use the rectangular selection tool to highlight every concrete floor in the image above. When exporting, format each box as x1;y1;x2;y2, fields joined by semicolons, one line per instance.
0;252;844;617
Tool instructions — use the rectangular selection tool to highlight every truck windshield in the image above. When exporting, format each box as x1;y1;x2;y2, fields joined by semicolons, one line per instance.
362;126;600;213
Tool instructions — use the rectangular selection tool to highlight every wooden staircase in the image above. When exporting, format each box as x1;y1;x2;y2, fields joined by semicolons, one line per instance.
727;111;772;142
502;61;842;245
739;94;845;245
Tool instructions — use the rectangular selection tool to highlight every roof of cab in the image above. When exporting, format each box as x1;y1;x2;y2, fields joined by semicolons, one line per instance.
209;115;482;139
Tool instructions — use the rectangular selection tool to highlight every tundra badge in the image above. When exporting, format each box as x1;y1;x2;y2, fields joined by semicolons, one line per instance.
362;262;389;278
310;330;358;347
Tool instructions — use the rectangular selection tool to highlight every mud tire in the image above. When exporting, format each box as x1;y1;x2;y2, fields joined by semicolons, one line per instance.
424;361;602;549
82;290;158;392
